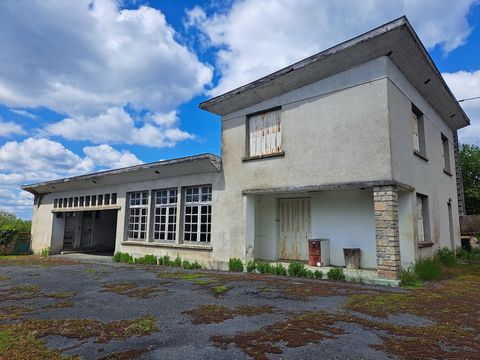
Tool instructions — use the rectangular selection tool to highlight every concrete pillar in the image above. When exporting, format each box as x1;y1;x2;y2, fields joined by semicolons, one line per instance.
373;185;401;279
244;194;255;262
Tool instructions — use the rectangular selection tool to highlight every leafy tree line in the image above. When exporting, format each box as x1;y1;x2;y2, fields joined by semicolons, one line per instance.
460;144;480;215
0;211;31;252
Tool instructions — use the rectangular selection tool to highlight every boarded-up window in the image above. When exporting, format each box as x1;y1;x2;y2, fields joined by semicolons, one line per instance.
248;109;282;157
416;194;429;244
412;105;426;156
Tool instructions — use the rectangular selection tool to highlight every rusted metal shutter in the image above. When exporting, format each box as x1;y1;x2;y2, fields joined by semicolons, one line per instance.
249;110;281;157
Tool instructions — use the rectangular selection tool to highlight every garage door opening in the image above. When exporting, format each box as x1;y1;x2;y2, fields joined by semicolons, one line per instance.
59;209;118;255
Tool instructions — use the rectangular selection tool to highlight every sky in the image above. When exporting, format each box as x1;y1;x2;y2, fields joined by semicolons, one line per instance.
0;0;479;219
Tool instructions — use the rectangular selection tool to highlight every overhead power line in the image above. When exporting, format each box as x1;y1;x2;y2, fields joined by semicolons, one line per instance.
459;96;480;102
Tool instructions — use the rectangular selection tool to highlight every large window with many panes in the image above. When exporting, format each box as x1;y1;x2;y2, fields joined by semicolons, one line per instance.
183;186;212;243
128;191;148;240
153;189;177;241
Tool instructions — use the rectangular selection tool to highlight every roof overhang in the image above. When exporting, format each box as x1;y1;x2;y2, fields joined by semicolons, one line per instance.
200;16;469;130
22;153;222;195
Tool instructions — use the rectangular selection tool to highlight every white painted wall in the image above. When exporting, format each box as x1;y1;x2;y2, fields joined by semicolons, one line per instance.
254;190;376;269
398;190;415;267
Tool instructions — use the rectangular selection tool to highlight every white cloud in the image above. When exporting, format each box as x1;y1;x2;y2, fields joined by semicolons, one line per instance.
0;137;144;217
44;107;194;147
0;0;212;116
443;70;480;145
9;109;37;119
187;0;477;95
0;120;26;137
83;144;143;168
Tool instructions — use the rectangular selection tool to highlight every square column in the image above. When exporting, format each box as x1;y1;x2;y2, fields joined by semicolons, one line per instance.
373;185;401;279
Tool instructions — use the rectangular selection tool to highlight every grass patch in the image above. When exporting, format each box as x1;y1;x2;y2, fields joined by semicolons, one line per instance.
212;285;229;296
399;267;421;288
193;279;217;286
228;258;244;272
0;275;11;281
101;282;165;299
46;291;77;299
327;267;346;281
414;257;443;281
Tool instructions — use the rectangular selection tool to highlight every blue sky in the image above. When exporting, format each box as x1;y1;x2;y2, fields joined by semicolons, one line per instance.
0;0;479;219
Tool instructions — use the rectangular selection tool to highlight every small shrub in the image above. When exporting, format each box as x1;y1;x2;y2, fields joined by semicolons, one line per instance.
271;263;287;276
327;267;346;281
191;261;202;269
256;262;273;274
246;261;257;273
40;247;50;258
314;270;323;279
182;260;191;269
113;252;133;263
306;270;315;279
135;255;157;265
172;256;182;267
456;247;480;261
400;267;421;287
160;255;171;266
288;262;308;277
228;258;244;272
414;257;442;281
436;247;456;266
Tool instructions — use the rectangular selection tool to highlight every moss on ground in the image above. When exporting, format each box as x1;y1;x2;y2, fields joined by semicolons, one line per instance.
184;304;277;324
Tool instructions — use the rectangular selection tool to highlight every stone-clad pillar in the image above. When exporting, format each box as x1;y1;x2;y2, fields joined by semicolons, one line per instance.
373;185;401;279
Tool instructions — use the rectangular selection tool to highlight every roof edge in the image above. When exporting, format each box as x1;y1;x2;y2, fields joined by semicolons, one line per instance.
21;153;222;194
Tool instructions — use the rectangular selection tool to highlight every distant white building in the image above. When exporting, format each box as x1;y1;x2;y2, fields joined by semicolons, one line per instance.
23;17;469;282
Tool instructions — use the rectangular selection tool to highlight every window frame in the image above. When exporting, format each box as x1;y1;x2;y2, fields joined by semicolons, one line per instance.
183;185;212;244
245;107;284;160
127;191;149;241
416;193;431;247
441;133;452;175
152;188;178;242
412;105;427;160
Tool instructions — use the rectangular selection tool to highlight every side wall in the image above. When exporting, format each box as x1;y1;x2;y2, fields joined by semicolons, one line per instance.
387;59;461;259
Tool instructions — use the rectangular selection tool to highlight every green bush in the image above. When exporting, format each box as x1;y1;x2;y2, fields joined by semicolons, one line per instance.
414;257;442;281
190;261;201;269
0;225;18;247
228;258;244;272
135;255;157;265
159;255;171;266
436;247;456;266
314;270;323;279
40;247;50;258
172;256;182;267
271;263;287;276
256;262;273;274
327;267;346;281
246;261;257;273
400;267;421;287
182;260;191;269
113;252;134;264
306;270;315;279
288;262;308;277
456;247;480;261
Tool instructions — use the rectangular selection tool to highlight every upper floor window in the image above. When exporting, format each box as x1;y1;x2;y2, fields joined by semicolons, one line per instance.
248;109;282;157
412;105;426;157
442;134;451;174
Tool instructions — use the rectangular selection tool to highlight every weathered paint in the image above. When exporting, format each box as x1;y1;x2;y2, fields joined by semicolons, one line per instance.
278;198;311;260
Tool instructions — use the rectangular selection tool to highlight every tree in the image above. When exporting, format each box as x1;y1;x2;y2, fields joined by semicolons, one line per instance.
460;144;480;215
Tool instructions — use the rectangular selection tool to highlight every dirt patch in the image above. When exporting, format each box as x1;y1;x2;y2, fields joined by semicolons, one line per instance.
0;256;79;268
101;282;166;299
46;292;77;299
0;284;40;302
42;301;75;310
98;347;153;360
0;305;36;320
184;304;277;325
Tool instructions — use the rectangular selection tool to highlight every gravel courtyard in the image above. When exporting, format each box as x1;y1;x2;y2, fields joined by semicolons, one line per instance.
0;255;479;360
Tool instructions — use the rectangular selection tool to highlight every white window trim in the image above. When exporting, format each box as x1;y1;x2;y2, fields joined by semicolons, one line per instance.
152;188;178;242
127;191;149;241
183;185;212;243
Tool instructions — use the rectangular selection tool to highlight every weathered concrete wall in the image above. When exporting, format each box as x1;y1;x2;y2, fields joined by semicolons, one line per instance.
386;58;461;259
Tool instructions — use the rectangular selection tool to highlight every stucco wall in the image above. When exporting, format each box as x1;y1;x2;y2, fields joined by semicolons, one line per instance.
386;59;461;259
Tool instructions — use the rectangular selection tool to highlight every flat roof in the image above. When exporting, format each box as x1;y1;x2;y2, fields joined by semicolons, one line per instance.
22;153;222;195
199;16;469;130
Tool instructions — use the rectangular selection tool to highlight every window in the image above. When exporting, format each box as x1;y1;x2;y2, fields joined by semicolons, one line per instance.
79;196;84;207
128;191;148;240
91;195;97;206
184;186;212;243
104;194;110;205
74;197;78;207
412;105;426;156
416;194;430;244
53;199;58;208
442;134;451;173
98;194;103;206
248;109;282;157
68;197;73;207
85;196;90;207
111;193;117;205
153;189;177;241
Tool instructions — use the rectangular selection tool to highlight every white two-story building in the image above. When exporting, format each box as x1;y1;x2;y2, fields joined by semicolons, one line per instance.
23;17;469;281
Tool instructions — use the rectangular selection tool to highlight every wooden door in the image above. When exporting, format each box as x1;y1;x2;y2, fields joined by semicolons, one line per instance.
279;198;311;260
